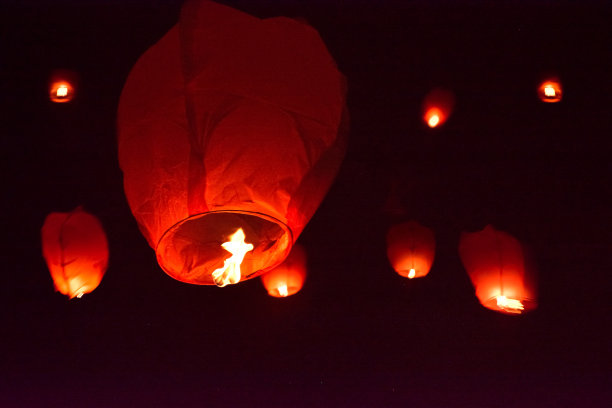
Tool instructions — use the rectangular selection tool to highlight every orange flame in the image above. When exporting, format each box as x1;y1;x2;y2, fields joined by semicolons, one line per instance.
538;80;562;103
211;228;253;287
496;295;524;314
49;81;74;103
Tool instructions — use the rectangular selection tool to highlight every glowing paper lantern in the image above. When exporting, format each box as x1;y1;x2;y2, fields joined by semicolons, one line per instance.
261;244;307;298
422;88;455;128
538;78;562;103
41;207;108;299
117;0;347;286
49;70;77;103
458;225;537;315
386;221;435;279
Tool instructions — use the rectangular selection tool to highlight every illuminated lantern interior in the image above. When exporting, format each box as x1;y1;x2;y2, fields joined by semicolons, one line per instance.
538;79;562;103
458;225;537;315
422;88;455;128
260;244;307;298
49;80;75;103
41;207;108;299
386;221;436;279
117;0;347;286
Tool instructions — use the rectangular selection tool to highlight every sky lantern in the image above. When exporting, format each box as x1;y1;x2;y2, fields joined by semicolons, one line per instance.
386;221;435;279
458;225;537;315
422;88;455;128
260;244;307;298
117;0;347;287
41;207;108;299
49;70;77;103
538;78;562;103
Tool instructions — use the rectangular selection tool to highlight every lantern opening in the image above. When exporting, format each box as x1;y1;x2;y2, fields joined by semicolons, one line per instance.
156;211;292;285
211;228;254;287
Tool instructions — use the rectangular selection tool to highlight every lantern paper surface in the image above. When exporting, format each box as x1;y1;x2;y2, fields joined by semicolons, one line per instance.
41;207;108;299
422;88;455;128
459;225;537;315
538;79;562;103
118;0;347;286
386;221;435;279
261;244;307;298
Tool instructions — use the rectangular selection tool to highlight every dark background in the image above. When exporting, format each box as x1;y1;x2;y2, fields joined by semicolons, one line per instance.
1;0;610;406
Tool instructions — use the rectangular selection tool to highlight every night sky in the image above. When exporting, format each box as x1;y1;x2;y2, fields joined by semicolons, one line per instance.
2;1;611;406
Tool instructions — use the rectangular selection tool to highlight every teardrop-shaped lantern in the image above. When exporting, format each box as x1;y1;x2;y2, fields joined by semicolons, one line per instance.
422;88;455;128
261;244;307;298
117;0;347;286
386;221;435;279
538;78;562;103
458;225;537;315
41;207;108;299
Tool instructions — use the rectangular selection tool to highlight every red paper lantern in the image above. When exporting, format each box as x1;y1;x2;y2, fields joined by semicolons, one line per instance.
260;244;307;298
49;70;77;103
458;225;537;315
117;0;347;286
41;207;108;299
422;88;455;128
386;221;435;279
538;78;562;103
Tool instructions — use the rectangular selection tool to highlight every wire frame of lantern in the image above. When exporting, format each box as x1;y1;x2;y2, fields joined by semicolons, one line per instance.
459;225;537;315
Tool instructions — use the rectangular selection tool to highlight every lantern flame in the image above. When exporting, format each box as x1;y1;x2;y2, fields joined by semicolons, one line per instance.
427;114;440;128
211;228;253;287
543;86;556;98
56;85;69;97
277;284;289;297
496;295;524;313
408;268;416;279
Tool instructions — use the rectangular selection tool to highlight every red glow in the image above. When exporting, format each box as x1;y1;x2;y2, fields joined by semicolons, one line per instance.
538;79;562;103
49;80;74;103
261;244;307;298
422;88;454;128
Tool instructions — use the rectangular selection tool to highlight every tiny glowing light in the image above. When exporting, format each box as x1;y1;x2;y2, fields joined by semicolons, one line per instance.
211;228;254;287
277;284;289;297
408;268;416;279
427;114;440;128
538;79;562;103
76;292;84;299
49;81;75;103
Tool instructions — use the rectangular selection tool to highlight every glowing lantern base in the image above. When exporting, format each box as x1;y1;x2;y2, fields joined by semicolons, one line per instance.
260;244;307;298
156;211;291;286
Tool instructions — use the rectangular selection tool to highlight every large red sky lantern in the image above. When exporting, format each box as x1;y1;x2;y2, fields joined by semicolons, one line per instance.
117;0;347;287
261;244;307;298
459;225;537;315
386;221;436;279
422;88;455;128
41;207;109;299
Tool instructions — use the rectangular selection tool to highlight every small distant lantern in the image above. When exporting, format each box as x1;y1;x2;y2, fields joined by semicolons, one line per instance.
386;221;435;279
422;88;455;128
260;244;307;298
538;79;562;103
41;207;109;299
49;70;77;103
458;225;537;315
